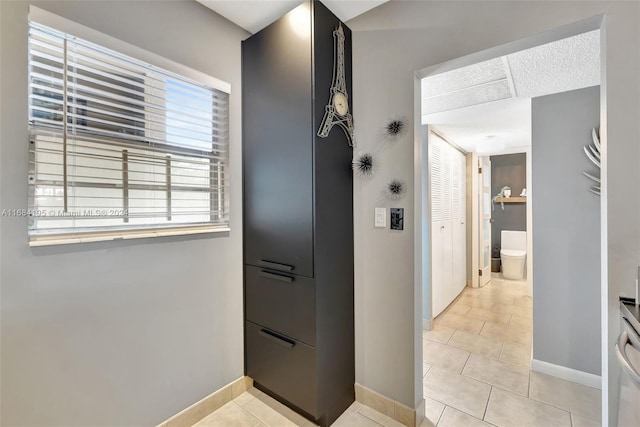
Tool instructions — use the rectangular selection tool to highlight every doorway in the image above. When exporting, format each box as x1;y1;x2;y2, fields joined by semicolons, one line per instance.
416;17;606;427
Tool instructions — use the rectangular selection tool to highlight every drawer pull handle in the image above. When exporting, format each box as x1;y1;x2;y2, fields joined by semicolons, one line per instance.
260;329;295;349
260;271;294;282
257;260;294;272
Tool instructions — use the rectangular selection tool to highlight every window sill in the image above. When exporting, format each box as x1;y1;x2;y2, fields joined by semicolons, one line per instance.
28;225;230;247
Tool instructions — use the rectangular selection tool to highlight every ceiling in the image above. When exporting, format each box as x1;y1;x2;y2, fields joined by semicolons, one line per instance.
196;0;389;34
429;98;532;155
422;30;600;155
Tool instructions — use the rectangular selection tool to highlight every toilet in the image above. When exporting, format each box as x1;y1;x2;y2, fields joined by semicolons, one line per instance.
500;230;526;280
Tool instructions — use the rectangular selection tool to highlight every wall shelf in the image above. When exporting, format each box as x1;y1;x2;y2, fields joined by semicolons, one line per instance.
495;197;526;203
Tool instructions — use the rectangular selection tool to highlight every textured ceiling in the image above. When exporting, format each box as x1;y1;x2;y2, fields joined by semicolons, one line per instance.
422;57;507;98
196;0;389;34
507;29;600;98
422;57;512;115
422;79;512;116
422;30;600;154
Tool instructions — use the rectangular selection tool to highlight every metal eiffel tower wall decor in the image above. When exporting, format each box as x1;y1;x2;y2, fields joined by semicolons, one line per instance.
317;23;355;146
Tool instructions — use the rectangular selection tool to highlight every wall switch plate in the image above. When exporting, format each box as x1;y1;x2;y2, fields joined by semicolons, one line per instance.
374;207;386;228
390;208;404;230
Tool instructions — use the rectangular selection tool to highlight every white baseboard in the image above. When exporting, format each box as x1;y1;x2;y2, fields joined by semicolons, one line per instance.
355;383;418;427
158;376;253;427
531;359;602;390
423;318;433;330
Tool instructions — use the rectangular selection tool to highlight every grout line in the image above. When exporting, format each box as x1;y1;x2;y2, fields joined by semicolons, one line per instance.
526;395;576;421
212;401;263;426
444;329;455;345
440;404;487;426
498;339;507;363
457;357;529;396
424;362;432;378
459;351;472;375
478;320;488;335
482;386;493;421
235;395;256;408
355;406;388;427
433;403;444;426
248;409;263;427
569;412;602;425
490;384;577;424
496;341;505;362
506;313;513;327
426;396;449;408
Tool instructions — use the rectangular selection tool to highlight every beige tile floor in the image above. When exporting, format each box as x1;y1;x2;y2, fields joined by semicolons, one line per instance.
192;274;602;427
192;387;411;427
424;274;602;427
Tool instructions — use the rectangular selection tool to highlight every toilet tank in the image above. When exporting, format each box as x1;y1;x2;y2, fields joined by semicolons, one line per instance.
502;230;526;252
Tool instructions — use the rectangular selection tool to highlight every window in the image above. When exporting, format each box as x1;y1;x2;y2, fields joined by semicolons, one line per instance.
27;21;230;245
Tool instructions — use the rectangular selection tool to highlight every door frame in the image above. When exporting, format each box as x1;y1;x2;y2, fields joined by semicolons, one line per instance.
413;13;607;423
478;156;492;287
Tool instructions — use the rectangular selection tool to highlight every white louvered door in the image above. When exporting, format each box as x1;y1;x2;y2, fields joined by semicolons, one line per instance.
430;137;447;316
430;132;467;317
440;140;453;314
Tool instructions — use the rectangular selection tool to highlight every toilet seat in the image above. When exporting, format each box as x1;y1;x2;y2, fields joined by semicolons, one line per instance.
501;249;526;258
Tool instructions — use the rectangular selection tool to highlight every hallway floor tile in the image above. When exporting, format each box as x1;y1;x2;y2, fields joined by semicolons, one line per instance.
424;274;602;427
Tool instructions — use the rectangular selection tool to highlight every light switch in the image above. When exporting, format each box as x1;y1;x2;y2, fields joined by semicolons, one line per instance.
374;207;386;228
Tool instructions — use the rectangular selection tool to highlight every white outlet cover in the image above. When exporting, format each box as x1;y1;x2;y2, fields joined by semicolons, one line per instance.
374;207;386;228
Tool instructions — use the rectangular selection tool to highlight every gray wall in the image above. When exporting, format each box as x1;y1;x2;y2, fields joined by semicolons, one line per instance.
1;1;638;423
532;86;601;375
0;2;248;426
491;153;527;253
349;1;639;417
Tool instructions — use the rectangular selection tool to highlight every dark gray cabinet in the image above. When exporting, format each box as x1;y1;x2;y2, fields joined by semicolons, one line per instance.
241;0;314;278
242;1;354;426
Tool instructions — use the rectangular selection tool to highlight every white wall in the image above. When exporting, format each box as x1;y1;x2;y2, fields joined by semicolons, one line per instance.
0;1;248;426
349;2;639;421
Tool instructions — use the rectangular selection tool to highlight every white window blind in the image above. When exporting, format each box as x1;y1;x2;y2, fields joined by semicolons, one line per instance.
28;22;230;245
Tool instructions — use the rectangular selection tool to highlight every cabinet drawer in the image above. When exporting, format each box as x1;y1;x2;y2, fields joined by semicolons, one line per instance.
245;265;316;345
245;321;317;416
